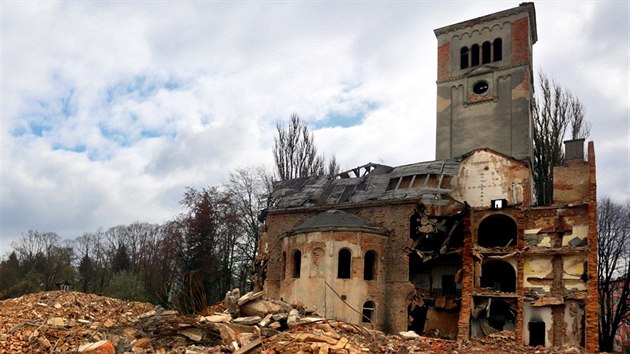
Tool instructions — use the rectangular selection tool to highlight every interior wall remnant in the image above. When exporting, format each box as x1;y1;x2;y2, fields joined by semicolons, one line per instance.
480;259;516;292
424;308;459;339
471;297;517;337
523;304;553;347
478;214;517;247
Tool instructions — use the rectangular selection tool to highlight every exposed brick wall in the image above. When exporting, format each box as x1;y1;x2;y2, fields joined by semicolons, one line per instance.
437;42;451;81
457;212;473;341
511;17;530;64
585;142;599;353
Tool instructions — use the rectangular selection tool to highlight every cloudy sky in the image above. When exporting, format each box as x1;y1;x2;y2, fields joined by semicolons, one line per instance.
1;1;628;256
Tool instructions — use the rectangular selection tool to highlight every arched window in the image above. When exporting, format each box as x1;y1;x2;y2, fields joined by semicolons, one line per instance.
292;250;301;278
482;41;491;64
471;44;480;67
480;260;516;292
460;47;469;69
477;214;517;247
364;250;377;280
281;252;286;280
362;301;375;323
338;249;352;279
493;38;502;62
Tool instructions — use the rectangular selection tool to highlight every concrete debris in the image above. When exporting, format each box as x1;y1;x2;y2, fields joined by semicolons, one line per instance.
0;290;596;353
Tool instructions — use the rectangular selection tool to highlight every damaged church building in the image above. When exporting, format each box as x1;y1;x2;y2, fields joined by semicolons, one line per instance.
255;3;598;352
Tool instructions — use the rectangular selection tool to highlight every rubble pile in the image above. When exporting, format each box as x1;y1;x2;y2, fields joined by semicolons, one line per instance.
0;290;588;353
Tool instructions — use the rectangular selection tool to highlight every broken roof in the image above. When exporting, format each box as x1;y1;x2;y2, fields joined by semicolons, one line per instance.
269;156;463;210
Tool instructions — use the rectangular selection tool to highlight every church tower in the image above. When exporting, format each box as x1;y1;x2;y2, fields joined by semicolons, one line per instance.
434;3;537;161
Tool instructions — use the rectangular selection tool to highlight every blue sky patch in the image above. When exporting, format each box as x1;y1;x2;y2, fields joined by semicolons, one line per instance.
313;101;379;129
105;75;181;104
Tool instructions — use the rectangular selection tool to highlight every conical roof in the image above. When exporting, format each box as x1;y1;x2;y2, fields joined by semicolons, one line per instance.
287;209;387;236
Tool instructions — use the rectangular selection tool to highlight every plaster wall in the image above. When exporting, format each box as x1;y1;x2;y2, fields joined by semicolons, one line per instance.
523;256;553;293
553;161;590;205
452;150;530;208
279;230;388;328
523;304;553;347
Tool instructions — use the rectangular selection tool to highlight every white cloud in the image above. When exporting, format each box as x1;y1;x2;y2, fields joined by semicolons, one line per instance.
1;1;628;256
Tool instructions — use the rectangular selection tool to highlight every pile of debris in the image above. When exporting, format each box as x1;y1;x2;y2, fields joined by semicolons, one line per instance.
0;290;589;353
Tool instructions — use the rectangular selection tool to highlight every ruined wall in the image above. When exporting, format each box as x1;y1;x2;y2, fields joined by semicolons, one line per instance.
553;160;590;205
451;149;531;208
263;201;419;333
279;230;388;329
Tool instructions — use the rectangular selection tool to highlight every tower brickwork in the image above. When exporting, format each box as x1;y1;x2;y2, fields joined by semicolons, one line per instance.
434;3;537;161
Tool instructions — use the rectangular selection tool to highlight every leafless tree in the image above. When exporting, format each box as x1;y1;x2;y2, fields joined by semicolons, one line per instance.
224;166;273;291
273;113;339;180
532;71;590;206
598;198;630;352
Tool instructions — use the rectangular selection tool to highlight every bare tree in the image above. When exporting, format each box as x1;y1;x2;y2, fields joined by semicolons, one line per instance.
224;166;274;291
598;198;630;352
532;71;590;205
273;113;339;180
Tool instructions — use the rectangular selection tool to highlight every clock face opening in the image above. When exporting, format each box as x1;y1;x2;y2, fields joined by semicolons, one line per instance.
473;80;489;95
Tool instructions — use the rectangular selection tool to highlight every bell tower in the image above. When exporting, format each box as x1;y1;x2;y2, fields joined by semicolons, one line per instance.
434;3;537;161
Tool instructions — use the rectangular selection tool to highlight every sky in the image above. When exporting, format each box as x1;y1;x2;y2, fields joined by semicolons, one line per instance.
1;1;628;256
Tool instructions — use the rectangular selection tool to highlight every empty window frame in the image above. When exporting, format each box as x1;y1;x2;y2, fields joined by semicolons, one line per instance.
529;321;545;346
460;47;469;69
364;250;377;280
480;259;516;292
460;38;503;70
482;41;491;64
292;250;302;278
442;274;456;296
477;214;517;247
471;44;480;67
338;248;352;279
493;38;502;61
362;301;375;323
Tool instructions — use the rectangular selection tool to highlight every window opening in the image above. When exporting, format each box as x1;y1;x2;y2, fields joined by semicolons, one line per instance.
364;250;377;280
473;298;516;337
528;321;545;346
292;250;301;278
480;260;516;292
442;274;456;296
460;47;469;69
482;41;491;64
338;249;352;278
398;175;413;189
281;252;286;280
477;214;517;247
473;81;489;95
362;301;375;323
493;38;502;61
471;44;480;67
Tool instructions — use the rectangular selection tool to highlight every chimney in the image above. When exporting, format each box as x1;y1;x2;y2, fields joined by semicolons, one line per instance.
564;139;585;161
